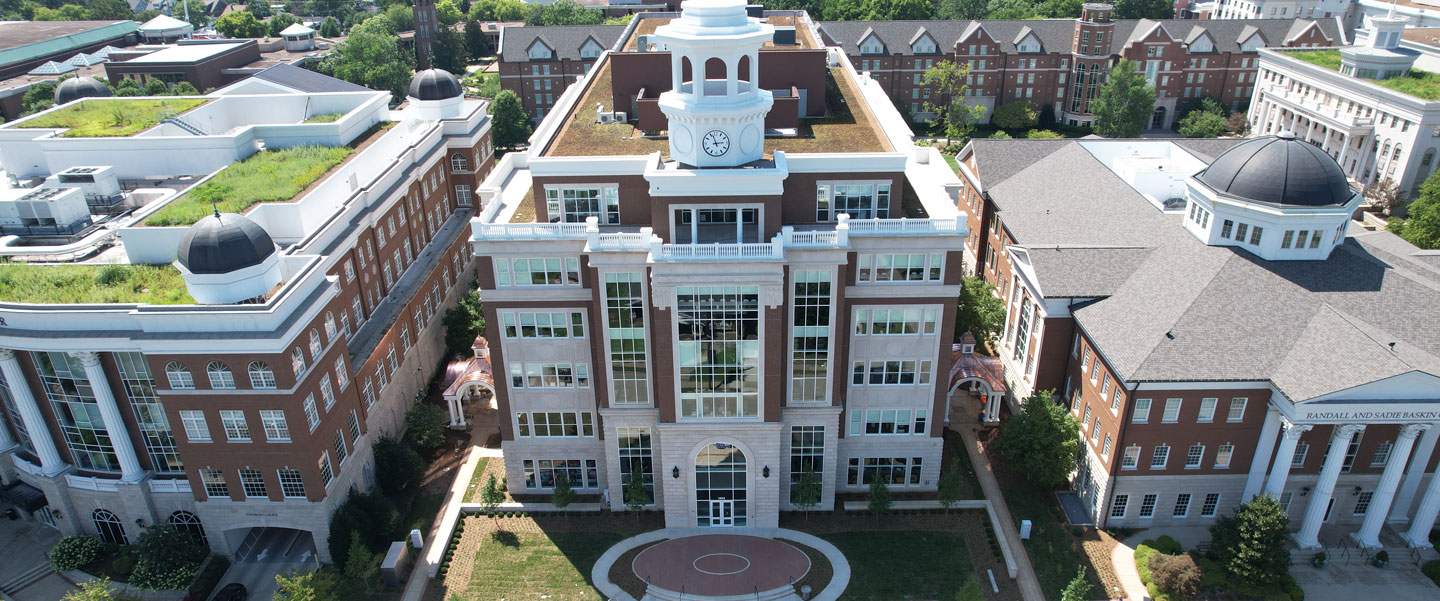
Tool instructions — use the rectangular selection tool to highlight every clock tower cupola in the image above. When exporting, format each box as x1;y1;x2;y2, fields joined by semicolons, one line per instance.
654;0;774;168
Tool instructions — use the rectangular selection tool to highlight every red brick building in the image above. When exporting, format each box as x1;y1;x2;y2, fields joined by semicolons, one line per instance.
499;24;627;120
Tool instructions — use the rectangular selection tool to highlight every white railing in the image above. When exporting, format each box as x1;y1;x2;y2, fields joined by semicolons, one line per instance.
781;225;846;248
847;216;962;235
66;473;120;492
654;240;784;261
11;455;45;477
588;219;655;251
472;221;589;240
149;478;193;494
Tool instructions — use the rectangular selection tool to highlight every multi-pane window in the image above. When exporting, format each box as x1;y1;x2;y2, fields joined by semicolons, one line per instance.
320;376;335;410
180;411;210;442
239;468;267;498
853;307;938;336
617;428;654;503
115;352;181;473
1186;444;1205;468
523;458;599;489
545;186;619;224
260;410;290;442
677;286;759;419
318;452;334;487
605;273;648;404
502;311;585;339
1279;491;1293;513
1111;494;1129;518
0;368;34;454
362;381;377;408
1102;434;1113;458
856;253;943;282
1227;397;1247;422
291;348;307;377
1215;444;1234;468
850;360;933;386
1122;445;1140;469
201;469;228;498
1354;491;1373;515
1173;493;1192;517
333;430;349;465
509;362;589;388
846;457;924;487
207;362;235;389
32;352;118;472
278;468;306;498
1013;297;1034;362
248;361;276;389
791;271;831;403
1151;445;1170;469
1198;398;1217;422
348;410;361;444
1371;441;1393;467
220;410;250;442
1162;398;1182;422
1292;442;1309;468
335;358;349;391
849;409;928;435
516;412;594;437
1133;398;1152;423
495;257;581;287
789;426;825;502
1139;493;1157;518
303;395;320;432
1201;493;1221;517
166;362;194;389
308;330;323;360
816;182;891;221
1091;419;1102;443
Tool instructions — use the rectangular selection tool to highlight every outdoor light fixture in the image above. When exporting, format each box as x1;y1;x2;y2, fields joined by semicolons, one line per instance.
1353;486;1362;496
672;466;680;479
762;466;770;478
1301;486;1311;497
135;518;145;527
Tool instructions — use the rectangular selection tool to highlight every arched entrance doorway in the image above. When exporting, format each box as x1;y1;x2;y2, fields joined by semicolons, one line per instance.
696;442;747;527
1151;106;1167;129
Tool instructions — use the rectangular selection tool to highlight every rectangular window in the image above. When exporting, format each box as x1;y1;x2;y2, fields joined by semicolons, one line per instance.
1279;491;1293;513
362;381;376;409
606;272;648;404
1215;444;1234;468
495;257;581;287
220;410;250;442
348;410;362;443
1173;493;1192;517
333;430;349;466
260;410;290;442
1186;444;1205;468
303;394;319;432
1292;442;1309;468
522;458;600;489
278;468;306;498
502;311;584;339
1102;434;1113;458
517;412;594;437
791;270;832;403
1151;445;1170;469
318;452;334;487
845;457;925;487
180;410;210;442
1354;491;1373;515
816;181;891;221
1122;445;1140;469
1198;398;1217;422
320;376;335;411
1111;494;1129;518
201;469;228;498
790;426;825;502
1201;493;1221;517
544;186;619;224
854;307;935;337
1139;494;1157;518
1162;398;1182;423
239;468;267;498
678;286;760;418
1371;441;1393;467
618;427;654;503
853;360;928;386
1226;398;1247;422
856;253;943;282
1133;398;1152;423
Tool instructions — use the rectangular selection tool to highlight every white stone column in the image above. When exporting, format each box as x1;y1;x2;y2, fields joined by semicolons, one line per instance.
1391;424;1440;523
1403;457;1440;547
0;349;67;476
1296;424;1365;549
1353;424;1428;548
1338;133;1351;174
68;352;144;482
1264;418;1311;498
1244;407;1282;500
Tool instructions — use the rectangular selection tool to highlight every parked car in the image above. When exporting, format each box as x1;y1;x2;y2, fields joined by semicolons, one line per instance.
213;583;247;601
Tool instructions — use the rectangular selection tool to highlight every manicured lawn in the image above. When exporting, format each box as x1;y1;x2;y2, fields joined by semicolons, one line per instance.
459;530;624;601
1287;49;1440;100
402;492;446;536
993;461;1103;599
945;153;960;173
821;531;973;601
0;263;194;305
304;112;345;123
14;98;208;137
144;145;353;226
463;457;490;502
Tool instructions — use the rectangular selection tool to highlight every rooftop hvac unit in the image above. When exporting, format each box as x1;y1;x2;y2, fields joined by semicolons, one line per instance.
774;27;796;46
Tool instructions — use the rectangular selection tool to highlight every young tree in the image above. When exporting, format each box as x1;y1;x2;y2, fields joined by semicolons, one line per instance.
922;61;987;141
1178;97;1227;138
343;531;374;580
955;575;983;601
955;276;1005;352
128;523;208;590
1026;129;1064;139
867;478;892;517
995;390;1081;488
319;28;413;102
991;101;1038;130
248;1;271;18
175;0;210;28
1060;566;1093;601
1392;173;1440;249
623;469;648;520
526;0;602;25
62;578;126;601
937;466;964;512
404;404;448;451
791;467;822;520
114;78;142;97
1090;59;1155;139
1225;110;1251;136
373;436;425;497
436;0;464;25
1038;102;1058;128
859;0;933;20
551;471;577;510
1208;495;1291;587
275;569;338;601
464;19;491;58
215;11;269;38
479;474;505;520
142;78;170;96
489;89;533;149
1369;178;1407;216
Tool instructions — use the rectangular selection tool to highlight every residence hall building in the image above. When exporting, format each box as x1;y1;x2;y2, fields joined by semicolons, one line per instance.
954;134;1440;549
818;4;1343;129
0;65;494;562
469;0;969;529
499;24;627;120
1249;13;1440;200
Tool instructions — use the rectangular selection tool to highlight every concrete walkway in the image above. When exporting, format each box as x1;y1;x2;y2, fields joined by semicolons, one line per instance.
400;443;505;601
955;425;1047;601
1109;541;1149;601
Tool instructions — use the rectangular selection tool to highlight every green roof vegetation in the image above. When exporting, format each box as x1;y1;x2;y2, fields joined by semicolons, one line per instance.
304;112;346;123
0;263;193;305
12;98;209;137
1287;49;1440;100
144;145;354;227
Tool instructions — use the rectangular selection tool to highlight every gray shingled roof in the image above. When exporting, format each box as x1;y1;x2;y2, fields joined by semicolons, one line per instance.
963;138;1069;189
499;25;626;63
251;63;372;94
817;18;1343;57
971;138;1440;401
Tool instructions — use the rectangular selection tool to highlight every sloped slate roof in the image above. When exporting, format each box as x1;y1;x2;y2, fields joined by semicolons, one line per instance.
499;25;626;63
818;18;1343;57
250;63;372;94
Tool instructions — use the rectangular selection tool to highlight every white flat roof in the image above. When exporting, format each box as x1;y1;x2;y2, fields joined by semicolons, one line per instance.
125;42;247;64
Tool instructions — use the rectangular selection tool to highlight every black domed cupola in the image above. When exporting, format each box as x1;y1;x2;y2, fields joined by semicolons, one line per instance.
408;69;463;101
54;76;113;105
174;211;286;304
1195;132;1353;209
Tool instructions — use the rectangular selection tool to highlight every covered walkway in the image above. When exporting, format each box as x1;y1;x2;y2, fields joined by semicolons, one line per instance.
440;336;494;429
948;333;1007;424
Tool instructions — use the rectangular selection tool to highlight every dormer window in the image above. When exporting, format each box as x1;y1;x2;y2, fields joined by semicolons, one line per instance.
911;35;937;55
528;40;554;60
860;35;885;55
580;40;602;60
1190;36;1214;53
1017;37;1040;53
1240;35;1264;52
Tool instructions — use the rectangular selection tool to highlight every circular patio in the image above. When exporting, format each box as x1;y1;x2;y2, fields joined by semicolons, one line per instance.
592;529;850;601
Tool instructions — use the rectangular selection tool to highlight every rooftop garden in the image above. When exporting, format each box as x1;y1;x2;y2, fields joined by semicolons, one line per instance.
0;263;193;305
304;112;346;123
144;145;353;227
11;98;209;137
1287;49;1440;100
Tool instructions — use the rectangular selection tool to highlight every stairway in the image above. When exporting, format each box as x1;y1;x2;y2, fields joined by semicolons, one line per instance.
0;564;53;596
163;116;208;136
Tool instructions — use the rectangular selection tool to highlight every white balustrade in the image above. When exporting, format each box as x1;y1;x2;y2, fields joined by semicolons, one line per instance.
846;216;962;235
65;473;120;492
11;454;45;477
472;221;590;240
149;478;193;494
654;241;784;261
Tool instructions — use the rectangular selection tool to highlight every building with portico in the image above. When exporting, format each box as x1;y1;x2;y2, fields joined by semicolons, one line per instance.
470;0;971;529
954;132;1440;549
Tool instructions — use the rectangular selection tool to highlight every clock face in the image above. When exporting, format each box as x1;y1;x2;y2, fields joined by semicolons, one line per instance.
702;130;730;157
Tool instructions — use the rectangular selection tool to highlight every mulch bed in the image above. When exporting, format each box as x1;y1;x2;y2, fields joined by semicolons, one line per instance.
782;538;834;599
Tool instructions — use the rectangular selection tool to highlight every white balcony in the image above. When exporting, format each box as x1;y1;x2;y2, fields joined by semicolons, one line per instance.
846;216;963;235
653;241;784;261
149;478;193;494
66;473;120;492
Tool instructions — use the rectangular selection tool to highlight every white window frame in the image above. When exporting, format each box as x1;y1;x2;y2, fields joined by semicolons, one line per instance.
260;410;290;442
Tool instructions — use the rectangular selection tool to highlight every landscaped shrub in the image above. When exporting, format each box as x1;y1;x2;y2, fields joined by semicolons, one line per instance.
1153;535;1184;555
1149;551;1203;598
128;525;208;590
50;535;107;571
374;436;425;497
111;547;137;577
328;491;402;565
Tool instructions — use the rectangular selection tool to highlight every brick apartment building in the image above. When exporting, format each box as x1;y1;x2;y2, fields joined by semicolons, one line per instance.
499;25;627;120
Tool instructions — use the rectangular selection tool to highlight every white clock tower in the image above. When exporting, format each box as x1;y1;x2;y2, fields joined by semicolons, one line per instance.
654;0;774;168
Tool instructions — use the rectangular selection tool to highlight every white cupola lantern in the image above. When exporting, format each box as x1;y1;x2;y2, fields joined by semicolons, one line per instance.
654;0;775;168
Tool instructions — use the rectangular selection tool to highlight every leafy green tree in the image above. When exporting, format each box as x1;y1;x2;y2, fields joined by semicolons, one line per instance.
480;474;505;519
1391;172;1440;249
938;465;965;511
995;390;1081;488
987;0;1038;19
955;276;1005;352
464;19;491;57
442;287;484;359
269;12;301;37
1091;59;1155;138
404;404;448;451
374;436;425;497
343;531;374;581
114;78;142;97
275;569;338;601
1113;0;1176;19
215;11;269;38
1179;106;1227;138
867;477;892;516
319;28;413;101
1208;495;1291;587
938;0;990;20
923;60;987;141
134;8;162;23
143;78;170;96
525;0;601;25
384;4;415;31
955;575;983;601
623;469;648;518
551;471;577;510
35;4;90;20
128;524;207;590
489;89;533;149
432;27;471;74
20;82;55;116
437;0;464;25
49;535;106;571
858;0;933;19
1026;129;1064;139
319;16;341;37
327;492;401;564
1037;0;1085;17
86;0;132;20
987;130;1013;139
791;467;822;520
470;0;526;21
1038;103;1057;128
1061;566;1093;601
991;101;1038;130
174;0;210;28
352;13;395;35
248;1;271;18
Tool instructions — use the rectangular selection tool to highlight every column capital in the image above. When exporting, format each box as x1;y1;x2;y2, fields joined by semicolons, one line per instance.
1401;423;1432;439
1333;423;1366;440
1281;418;1313;440
66;351;102;368
0;349;13;362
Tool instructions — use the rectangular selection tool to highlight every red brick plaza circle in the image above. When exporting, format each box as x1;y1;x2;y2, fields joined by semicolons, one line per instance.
632;534;812;597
